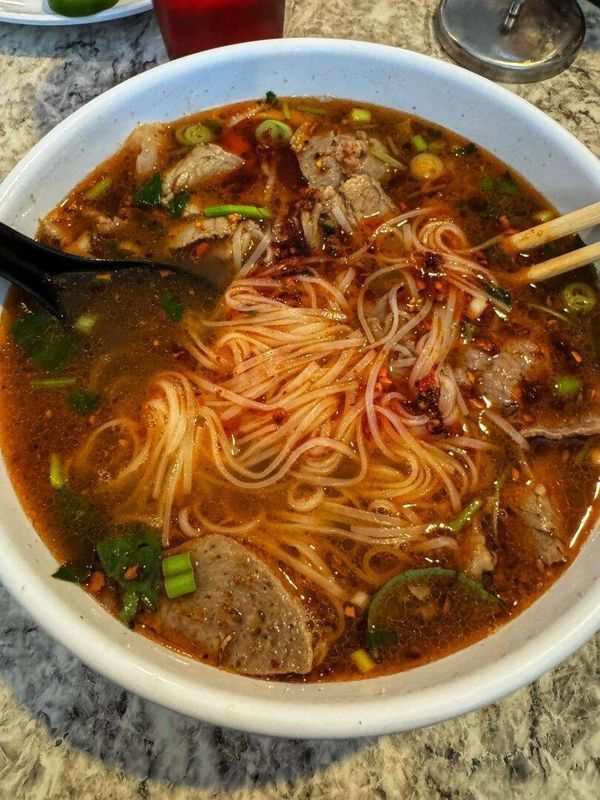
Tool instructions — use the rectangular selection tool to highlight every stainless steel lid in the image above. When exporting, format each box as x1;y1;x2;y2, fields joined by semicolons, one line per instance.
434;0;586;83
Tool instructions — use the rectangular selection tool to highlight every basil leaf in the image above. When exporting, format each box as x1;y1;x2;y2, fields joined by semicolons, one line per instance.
133;173;163;207
160;291;184;323
52;560;93;583
168;191;190;218
68;389;101;416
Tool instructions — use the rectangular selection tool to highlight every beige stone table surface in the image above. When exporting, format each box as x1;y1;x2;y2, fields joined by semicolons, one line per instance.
0;1;599;798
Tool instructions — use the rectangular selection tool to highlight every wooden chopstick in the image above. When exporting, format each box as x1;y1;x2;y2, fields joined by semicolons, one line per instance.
506;200;600;252
514;240;600;284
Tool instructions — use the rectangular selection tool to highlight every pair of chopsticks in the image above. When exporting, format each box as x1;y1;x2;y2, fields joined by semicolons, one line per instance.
504;201;600;283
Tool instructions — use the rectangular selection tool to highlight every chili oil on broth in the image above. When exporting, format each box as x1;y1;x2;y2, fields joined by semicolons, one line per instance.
0;96;598;682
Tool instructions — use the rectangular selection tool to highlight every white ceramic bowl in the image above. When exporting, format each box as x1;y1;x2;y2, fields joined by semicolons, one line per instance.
0;39;598;739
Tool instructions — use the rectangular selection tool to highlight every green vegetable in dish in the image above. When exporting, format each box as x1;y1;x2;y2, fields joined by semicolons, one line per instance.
484;283;512;306
133;173;163;207
52;560;93;583
175;123;215;147
74;312;99;335
31;377;76;389
68;389;102;416
160;291;184;323
55;486;108;543
49;453;65;490
562;282;597;315
48;0;117;17
366;567;501;653
265;90;278;106
350;108;371;124
369;146;406;170
452;142;477;157
84;177;112;201
445;498;483;533
410;134;428;153
162;551;197;599
554;375;582;397
12;311;75;372
168;191;190;218
203;204;272;220
97;524;162;625
255;119;293;147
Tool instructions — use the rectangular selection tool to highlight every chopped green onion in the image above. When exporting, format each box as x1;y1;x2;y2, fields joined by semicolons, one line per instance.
527;303;571;324
350;107;372;123
74;312;99;335
554;375;582;397
532;209;555;224
452;142;477;157
485;283;512;306
164;569;197;599
31;377;77;389
386;136;400;156
162;551;193;578
49;453;65;489
369;146;406;171
265;90;277;105
203;204;272;219
175;123;215;147
446;498;482;532
296;104;327;116
410;134;428;153
133;173;163;207
160;291;184;323
562;282;597;315
85;177;112;201
281;99;291;120
351;648;376;673
68;389;101;416
255;119;293;148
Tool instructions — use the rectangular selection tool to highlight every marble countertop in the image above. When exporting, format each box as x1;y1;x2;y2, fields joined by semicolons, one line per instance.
0;1;599;797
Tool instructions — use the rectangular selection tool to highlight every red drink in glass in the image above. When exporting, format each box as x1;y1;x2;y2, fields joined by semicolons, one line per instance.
153;0;285;59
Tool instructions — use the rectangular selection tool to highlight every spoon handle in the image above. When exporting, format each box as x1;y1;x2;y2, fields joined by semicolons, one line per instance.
0;221;62;315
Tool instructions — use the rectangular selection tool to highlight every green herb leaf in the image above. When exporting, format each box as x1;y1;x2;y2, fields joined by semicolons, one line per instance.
133;173;163;207
453;142;477;157
68;389;102;416
52;560;93;583
160;291;184;323
168;190;190;218
97;524;162;624
485;283;512;306
265;90;277;105
11;311;75;372
480;175;495;193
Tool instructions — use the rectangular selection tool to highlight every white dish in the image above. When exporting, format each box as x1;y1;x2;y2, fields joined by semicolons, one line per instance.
0;38;598;739
0;0;151;26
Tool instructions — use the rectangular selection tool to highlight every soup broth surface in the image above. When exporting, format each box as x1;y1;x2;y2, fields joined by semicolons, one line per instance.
1;96;598;681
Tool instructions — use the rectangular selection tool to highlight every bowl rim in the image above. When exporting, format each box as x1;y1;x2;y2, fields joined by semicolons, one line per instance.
0;37;599;739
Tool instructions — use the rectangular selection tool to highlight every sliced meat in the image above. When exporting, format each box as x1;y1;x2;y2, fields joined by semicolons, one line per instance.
292;128;390;190
504;483;565;565
338;174;395;224
154;535;316;676
481;340;541;409
521;412;600;440
462;526;495;579
162;144;243;201
168;216;233;250
126;122;169;181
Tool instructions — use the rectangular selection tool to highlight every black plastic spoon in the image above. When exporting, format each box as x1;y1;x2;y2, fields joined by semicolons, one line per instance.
0;219;187;318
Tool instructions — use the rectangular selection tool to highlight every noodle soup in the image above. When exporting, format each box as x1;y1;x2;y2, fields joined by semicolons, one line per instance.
1;97;598;681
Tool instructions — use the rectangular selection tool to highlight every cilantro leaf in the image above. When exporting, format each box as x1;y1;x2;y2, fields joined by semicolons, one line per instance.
160;291;184;323
133;173;163;207
11;311;75;372
67;389;101;416
265;90;277;105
